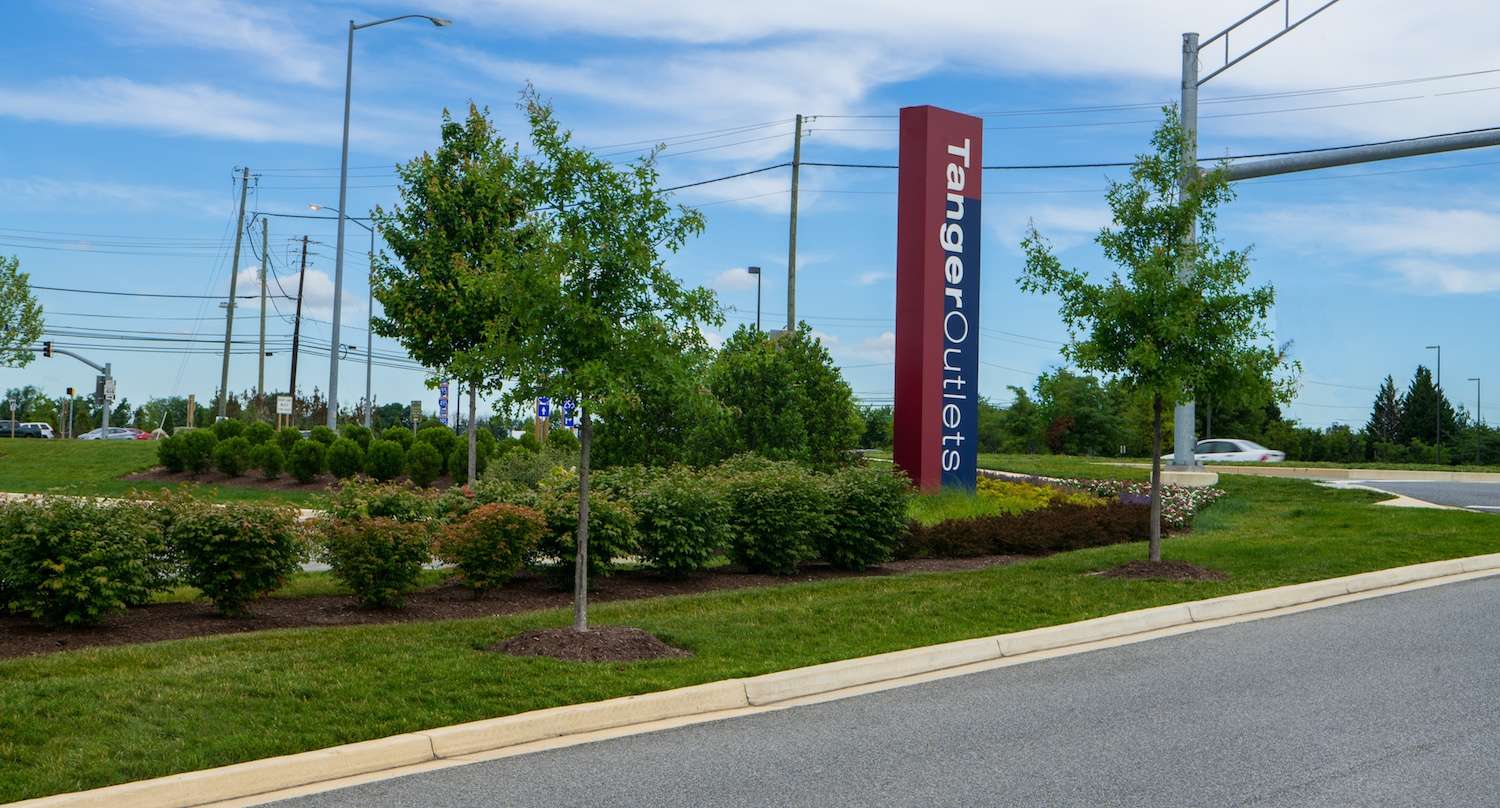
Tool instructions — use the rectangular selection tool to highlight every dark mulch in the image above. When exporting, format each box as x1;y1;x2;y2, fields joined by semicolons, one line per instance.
122;467;462;492
1099;560;1228;582
0;555;1024;660
494;626;690;662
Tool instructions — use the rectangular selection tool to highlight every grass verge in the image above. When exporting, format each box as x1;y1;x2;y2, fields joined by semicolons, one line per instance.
2;472;1498;801
0;439;321;505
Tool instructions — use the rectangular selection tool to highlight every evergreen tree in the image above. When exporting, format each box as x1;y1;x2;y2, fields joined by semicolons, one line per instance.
1398;365;1458;447
1364;375;1401;444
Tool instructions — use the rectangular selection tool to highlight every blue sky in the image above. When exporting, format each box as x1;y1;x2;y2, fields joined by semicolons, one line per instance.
3;0;1499;428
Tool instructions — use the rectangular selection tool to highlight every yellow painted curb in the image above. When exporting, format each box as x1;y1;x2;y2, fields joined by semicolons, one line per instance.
13;554;1500;808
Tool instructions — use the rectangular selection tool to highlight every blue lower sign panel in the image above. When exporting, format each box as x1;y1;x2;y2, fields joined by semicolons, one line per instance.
536;397;551;419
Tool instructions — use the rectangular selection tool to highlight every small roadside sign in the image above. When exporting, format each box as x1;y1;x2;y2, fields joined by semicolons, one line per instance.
276;395;293;415
536;397;551;419
410;400;422;426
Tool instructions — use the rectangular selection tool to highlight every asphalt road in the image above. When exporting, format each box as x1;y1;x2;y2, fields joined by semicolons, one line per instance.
274;576;1500;808
1354;480;1500;513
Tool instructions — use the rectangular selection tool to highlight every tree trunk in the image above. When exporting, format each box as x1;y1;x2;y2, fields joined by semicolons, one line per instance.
1149;392;1164;563
573;407;592;632
466;386;478;485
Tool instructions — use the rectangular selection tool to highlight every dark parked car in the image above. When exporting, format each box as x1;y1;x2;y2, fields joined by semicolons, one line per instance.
0;421;48;438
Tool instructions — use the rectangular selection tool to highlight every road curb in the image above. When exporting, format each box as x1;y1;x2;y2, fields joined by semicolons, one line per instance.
12;553;1500;808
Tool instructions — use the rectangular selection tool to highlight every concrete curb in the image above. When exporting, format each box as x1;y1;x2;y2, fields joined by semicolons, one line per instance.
12;553;1500;808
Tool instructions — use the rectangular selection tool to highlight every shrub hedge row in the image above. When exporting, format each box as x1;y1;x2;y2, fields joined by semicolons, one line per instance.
156;423;523;487
0;495;304;625
897;500;1151;560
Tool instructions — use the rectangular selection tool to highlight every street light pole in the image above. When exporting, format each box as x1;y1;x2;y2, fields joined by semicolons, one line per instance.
312;203;378;428
747;266;762;331
1469;376;1482;465
1427;344;1441;464
327;12;451;431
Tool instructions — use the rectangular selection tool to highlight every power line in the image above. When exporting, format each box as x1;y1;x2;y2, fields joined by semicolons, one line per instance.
33;284;294;301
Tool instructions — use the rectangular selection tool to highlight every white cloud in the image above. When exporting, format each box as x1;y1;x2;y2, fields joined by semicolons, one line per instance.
857;271;892;286
238;264;361;321
0;177;227;215
440;0;1500;144
1386;258;1500;295
92;0;334;87
1245;203;1500;295
847;331;896;363
711;267;761;293
997;204;1113;252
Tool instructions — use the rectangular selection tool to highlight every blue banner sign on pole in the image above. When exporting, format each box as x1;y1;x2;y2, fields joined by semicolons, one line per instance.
438;381;450;425
536;396;551;419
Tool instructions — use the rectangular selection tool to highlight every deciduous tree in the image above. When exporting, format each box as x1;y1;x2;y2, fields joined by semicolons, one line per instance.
1020;107;1290;561
1;256;43;368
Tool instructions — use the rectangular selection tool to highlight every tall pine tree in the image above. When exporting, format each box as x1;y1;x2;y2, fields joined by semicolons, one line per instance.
1398;365;1458;446
1365;374;1402;444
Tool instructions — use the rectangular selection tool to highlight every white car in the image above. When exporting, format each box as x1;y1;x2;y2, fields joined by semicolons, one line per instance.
1164;438;1286;463
19;422;55;439
78;427;143;441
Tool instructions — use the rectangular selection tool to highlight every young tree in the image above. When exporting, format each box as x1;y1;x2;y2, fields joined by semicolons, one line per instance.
1020;107;1288;561
373;104;547;484
512;91;718;631
1;256;44;368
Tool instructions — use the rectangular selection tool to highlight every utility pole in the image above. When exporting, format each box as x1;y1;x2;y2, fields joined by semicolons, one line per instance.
257;216;269;413
289;235;309;402
218;166;250;419
365;223;375;429
1170;33;1200;469
785;113;803;332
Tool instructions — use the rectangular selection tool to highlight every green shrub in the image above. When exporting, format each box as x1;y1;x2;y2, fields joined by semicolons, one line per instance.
536;485;638;578
724;461;829;575
318;517;430;608
447;444;489;482
546;428;580;453
0;499;169;626
243;421;275;446
381;426;413;450
485;445;572;489
621;467;730;576
324;479;436;522
276;426;303;452
157;434;186;473
365;439;405;482
416;425;458;460
436;478;538;523
340;423;372;451
166;499;304;616
517;431;541;453
213;436;253;477
817;465;911;570
251;443;285;480
327;437;365;479
289;440;326;484
211;419;245;441
898;501;1149;559
178;429;218;474
405;442;443;487
309;425;337;445
475;428;497;459
437;503;546;593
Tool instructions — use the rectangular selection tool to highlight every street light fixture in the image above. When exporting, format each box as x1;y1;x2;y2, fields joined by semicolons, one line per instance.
747;266;762;332
327;12;451;431
1426;344;1441;464
311;203;378;429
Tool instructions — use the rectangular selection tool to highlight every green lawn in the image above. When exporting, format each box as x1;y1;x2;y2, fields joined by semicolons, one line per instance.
0;439;323;505
3;473;1498;802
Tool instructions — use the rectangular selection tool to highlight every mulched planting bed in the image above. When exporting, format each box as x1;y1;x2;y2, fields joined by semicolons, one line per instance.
0;554;1024;660
1099;560;1228;582
494;626;690;662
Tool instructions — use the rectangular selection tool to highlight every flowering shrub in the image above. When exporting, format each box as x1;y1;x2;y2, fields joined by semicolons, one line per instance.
1061;478;1225;529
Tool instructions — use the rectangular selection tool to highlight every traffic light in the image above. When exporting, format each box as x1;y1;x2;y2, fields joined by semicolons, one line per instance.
42;341;52;358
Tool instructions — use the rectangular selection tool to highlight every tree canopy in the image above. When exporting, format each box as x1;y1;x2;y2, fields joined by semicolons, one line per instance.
1;256;44;368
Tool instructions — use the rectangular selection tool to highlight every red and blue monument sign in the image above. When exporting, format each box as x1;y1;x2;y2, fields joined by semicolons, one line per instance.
894;105;982;492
